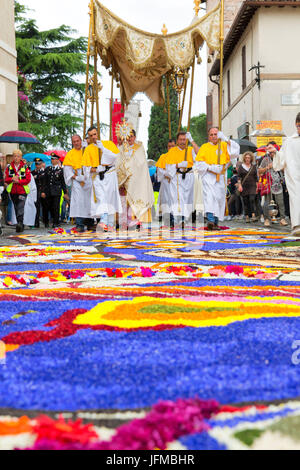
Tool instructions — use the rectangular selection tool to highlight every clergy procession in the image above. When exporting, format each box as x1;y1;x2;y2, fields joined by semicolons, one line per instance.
65;125;240;232
4;125;241;233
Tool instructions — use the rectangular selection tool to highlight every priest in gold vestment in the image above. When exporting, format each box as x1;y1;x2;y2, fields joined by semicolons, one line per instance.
116;130;154;229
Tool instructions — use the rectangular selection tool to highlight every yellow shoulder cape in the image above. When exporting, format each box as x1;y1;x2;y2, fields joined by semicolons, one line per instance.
83;141;119;167
165;147;194;168
156;153;168;169
196;142;230;165
102;140;120;155
63;148;84;170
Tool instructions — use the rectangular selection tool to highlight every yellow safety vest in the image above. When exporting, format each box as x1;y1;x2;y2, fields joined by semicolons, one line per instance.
6;165;30;195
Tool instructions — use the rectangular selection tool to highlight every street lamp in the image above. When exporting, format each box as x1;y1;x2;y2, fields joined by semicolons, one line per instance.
249;62;265;90
87;76;103;103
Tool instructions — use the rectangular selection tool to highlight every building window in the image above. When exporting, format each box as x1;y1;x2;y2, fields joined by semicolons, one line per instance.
242;46;246;90
227;70;231;108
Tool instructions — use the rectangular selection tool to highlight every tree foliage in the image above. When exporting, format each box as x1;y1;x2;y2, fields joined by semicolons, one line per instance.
147;79;179;161
15;1;88;152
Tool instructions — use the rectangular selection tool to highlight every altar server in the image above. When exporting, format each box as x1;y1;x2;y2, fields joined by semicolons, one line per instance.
63;135;94;232
156;139;176;224
83;127;122;232
165;132;195;227
195;128;240;230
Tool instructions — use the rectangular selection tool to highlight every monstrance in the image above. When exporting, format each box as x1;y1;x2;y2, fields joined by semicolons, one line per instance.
115;119;134;152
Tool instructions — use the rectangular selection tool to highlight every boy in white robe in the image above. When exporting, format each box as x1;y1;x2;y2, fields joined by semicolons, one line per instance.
11;177;37;227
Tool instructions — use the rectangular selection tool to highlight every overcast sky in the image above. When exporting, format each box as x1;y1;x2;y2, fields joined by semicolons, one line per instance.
22;0;208;150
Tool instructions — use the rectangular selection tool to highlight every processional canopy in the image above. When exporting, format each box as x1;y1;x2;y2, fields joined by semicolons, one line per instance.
92;0;221;105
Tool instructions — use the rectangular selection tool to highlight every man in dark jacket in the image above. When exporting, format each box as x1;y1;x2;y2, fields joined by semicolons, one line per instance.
5;149;31;233
41;153;69;228
32;158;49;228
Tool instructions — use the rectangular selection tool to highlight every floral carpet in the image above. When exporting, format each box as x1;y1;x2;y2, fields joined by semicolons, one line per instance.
0;226;300;450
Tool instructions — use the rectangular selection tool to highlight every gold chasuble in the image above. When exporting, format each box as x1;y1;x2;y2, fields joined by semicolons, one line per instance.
156;153;168;170
83;141;119;167
165;147;194;167
63;148;84;170
116;142;154;223
196;142;230;165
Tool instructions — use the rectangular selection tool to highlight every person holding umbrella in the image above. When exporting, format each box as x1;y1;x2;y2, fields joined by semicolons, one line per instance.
4;149;31;233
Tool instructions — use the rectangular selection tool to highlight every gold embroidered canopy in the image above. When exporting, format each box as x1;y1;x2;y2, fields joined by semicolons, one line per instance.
92;0;221;105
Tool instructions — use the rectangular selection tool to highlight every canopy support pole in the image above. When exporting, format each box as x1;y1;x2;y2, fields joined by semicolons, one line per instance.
166;74;172;139
217;0;225;175
177;77;188;133
110;73;114;141
83;1;94;139
92;1;100;137
184;58;196;161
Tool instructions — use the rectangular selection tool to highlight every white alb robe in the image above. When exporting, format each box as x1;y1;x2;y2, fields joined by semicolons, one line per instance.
192;152;204;214
64;166;92;218
195;140;240;221
85;148;122;218
11;178;37;226
156;167;172;216
273;133;300;229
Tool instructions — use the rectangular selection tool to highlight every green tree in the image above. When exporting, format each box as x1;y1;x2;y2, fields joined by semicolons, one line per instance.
183;113;207;147
147;79;179;161
15;1;88;152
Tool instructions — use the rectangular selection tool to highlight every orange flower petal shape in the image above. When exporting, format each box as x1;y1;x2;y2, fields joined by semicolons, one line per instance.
0;416;32;435
5;344;20;353
73;296;300;330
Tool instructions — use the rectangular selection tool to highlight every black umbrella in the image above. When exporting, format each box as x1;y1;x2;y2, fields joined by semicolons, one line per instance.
233;139;257;154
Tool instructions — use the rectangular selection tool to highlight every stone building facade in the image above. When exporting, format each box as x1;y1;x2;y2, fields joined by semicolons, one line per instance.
206;0;300;140
206;0;243;131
